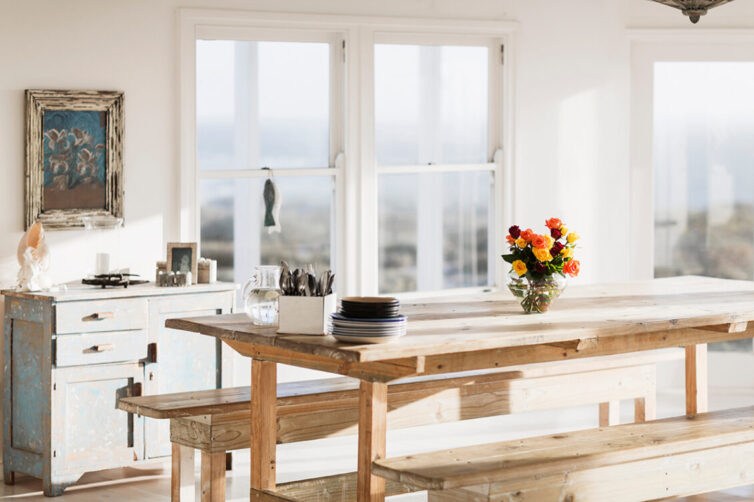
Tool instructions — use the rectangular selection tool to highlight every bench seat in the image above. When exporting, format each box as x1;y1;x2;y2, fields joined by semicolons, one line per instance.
117;349;683;501
373;406;754;501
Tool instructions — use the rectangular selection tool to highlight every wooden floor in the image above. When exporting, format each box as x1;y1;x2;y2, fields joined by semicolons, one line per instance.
2;387;753;501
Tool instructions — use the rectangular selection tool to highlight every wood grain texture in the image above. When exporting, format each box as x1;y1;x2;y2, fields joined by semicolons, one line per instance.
358;381;387;502
372;406;754;492
123;349;681;420
25;89;124;230
170;362;661;453
598;401;620;427
250;360;277;492
686;344;709;415
200;451;225;502
432;441;754;501
166;276;754;369
172;443;194;502
275;472;412;501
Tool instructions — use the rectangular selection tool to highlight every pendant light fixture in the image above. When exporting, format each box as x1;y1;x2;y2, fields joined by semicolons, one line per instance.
650;0;736;23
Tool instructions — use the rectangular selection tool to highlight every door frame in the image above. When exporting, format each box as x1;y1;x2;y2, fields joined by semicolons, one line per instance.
628;28;754;279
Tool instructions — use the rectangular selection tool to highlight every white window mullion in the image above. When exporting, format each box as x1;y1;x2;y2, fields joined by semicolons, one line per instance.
232;42;261;284
357;26;379;295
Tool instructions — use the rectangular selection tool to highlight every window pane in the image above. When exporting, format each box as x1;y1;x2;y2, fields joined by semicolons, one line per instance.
200;176;333;286
197;40;330;171
375;44;488;166
653;61;754;351
379;171;492;293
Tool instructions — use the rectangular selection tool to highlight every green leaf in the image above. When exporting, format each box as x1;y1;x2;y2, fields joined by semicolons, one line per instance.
502;254;515;263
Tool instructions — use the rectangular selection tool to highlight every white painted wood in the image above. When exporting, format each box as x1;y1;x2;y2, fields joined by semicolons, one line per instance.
55;298;147;334
55;330;148;367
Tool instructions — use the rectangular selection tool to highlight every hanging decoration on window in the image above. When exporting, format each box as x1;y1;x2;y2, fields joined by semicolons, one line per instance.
262;167;282;234
649;0;736;24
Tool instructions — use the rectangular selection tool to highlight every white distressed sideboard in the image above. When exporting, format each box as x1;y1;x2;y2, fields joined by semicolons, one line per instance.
1;282;236;496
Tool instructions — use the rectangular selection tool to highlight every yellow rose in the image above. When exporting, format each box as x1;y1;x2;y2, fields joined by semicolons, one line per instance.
560;226;568;235
533;247;553;262
567;232;580;244
512;260;527;276
545;235;555;248
515;237;527;248
560;247;573;258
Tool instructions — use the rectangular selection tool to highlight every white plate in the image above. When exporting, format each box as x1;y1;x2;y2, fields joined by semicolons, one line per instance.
330;328;406;337
332;334;403;344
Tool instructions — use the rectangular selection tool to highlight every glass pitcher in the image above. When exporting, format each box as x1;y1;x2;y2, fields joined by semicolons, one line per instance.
243;265;282;326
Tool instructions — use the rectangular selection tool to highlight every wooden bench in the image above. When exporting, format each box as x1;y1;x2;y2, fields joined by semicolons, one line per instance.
118;349;683;501
373;405;754;501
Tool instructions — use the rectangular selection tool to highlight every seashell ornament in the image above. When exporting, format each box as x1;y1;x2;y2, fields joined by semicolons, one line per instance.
17;221;53;292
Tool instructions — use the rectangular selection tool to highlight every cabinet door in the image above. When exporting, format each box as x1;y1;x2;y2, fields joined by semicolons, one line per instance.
144;292;233;458
51;363;144;474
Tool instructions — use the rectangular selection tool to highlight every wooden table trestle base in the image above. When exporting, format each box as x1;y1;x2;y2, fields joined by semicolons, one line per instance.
166;276;754;502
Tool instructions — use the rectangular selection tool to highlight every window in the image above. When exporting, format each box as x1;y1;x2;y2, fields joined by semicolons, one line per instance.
196;37;341;285
653;61;754;351
184;13;510;296
375;42;496;293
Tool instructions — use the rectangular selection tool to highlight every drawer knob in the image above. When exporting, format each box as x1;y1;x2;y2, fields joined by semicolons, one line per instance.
91;343;115;352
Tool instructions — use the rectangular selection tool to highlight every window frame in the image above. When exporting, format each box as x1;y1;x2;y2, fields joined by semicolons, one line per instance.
179;9;517;296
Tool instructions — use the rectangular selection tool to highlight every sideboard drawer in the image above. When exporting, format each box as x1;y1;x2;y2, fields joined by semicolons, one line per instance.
55;298;147;334
55;330;148;367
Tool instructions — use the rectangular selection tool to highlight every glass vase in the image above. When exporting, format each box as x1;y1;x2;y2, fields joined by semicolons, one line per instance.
506;271;567;314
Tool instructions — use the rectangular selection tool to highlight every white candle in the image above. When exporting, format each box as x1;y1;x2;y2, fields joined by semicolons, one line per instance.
96;253;110;275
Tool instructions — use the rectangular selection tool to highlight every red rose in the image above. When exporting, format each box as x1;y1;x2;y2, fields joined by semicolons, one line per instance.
508;225;521;239
533;262;547;274
550;228;562;239
550;241;564;256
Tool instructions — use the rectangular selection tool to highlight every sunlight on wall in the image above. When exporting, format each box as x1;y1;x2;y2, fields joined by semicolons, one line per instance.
557;89;598;283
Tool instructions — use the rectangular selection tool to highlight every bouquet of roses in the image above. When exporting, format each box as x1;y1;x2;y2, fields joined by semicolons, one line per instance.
502;218;580;313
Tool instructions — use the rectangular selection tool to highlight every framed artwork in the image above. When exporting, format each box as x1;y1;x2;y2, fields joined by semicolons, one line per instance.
167;242;198;283
25;89;124;230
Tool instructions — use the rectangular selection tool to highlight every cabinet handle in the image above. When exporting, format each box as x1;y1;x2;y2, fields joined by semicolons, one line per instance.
91;343;115;352
92;312;114;320
147;343;157;363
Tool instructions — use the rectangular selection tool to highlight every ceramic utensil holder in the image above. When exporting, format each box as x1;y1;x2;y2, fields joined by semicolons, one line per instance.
278;294;337;335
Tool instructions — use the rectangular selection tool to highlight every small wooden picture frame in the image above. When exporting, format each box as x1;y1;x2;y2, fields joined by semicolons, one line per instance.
167;242;198;284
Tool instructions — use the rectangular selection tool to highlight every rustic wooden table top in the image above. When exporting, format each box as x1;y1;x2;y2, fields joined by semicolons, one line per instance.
166;276;754;367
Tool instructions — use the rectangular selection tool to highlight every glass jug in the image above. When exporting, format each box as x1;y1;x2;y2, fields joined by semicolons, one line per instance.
243;265;282;326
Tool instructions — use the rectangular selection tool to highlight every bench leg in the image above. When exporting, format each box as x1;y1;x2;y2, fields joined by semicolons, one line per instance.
250;359;277;494
599;400;620;426
357;381;388;502
201;451;226;502
172;443;195;502
634;395;656;422
685;344;709;415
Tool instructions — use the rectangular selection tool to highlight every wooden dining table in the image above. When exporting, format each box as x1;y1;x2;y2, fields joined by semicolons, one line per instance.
166;275;754;502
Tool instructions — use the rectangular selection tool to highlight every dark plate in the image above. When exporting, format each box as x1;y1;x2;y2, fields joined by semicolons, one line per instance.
339;308;401;319
341;296;399;305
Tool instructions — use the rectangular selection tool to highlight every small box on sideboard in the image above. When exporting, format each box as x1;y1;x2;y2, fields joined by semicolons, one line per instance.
278;294;337;335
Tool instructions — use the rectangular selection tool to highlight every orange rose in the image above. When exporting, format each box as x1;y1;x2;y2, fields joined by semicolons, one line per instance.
545;218;562;230
520;228;534;242
564;259;580;277
506;235;515;245
531;234;548;249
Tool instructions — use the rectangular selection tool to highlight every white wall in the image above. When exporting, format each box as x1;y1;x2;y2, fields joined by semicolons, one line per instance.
3;0;754;289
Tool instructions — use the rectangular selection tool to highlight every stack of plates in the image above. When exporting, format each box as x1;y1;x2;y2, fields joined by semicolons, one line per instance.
329;297;406;344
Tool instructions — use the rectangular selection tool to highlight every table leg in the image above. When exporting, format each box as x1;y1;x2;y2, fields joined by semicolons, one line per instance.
357;381;388;502
685;344;709;415
250;359;277;494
